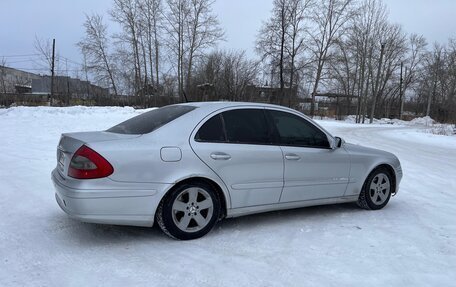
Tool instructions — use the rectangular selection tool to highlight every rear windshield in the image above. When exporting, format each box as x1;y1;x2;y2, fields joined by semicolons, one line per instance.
107;105;196;134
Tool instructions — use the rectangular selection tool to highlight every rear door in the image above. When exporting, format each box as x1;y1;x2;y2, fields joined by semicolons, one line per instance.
190;108;284;208
266;109;350;202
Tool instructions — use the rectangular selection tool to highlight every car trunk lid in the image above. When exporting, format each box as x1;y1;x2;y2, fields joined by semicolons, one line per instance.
56;131;140;177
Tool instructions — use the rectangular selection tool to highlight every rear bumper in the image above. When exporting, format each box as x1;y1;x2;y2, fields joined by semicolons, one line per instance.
52;169;168;227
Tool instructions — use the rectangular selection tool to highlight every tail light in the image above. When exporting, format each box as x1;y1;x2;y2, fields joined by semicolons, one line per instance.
68;145;114;179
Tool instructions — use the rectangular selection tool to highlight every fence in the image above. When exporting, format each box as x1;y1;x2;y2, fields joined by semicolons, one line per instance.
0;93;179;108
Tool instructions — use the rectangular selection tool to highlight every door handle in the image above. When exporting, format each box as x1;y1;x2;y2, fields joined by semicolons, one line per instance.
210;152;231;160
285;153;301;161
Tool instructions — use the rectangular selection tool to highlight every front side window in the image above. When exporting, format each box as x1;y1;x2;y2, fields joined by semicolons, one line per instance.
268;110;330;148
222;109;271;145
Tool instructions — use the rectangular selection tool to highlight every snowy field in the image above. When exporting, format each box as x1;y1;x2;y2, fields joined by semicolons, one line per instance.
1;106;455;287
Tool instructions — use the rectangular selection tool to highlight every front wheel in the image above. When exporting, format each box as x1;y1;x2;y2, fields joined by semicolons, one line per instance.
156;183;221;240
357;167;393;210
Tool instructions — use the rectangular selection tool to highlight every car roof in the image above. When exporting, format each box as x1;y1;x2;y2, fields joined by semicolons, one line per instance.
175;101;302;114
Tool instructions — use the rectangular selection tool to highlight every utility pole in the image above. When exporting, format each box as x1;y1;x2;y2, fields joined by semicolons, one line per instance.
399;61;403;120
50;38;55;106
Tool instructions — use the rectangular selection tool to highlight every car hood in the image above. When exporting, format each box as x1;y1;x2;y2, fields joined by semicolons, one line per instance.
343;143;397;159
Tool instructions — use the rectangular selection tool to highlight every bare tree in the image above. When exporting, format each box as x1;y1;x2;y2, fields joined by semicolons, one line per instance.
400;34;427;117
344;0;388;122
329;37;359;119
369;23;407;123
34;36;58;75
325;0;408;122
138;0;163;87
413;39;456;123
256;0;290;104
65;0;455;121
308;0;355;117
111;0;143;96
185;0;224;94
257;0;312;106
114;41;138;96
221;51;259;101
164;0;223;100
78;13;118;95
425;44;444;117
285;0;313;106
444;39;456;124
193;50;259;101
164;0;190;99
0;58;7;94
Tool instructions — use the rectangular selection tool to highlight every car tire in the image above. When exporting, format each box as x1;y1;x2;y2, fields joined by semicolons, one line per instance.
156;182;221;240
357;167;393;210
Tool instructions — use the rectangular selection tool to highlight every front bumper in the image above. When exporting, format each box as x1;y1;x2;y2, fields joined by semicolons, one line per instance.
393;164;403;196
52;169;168;227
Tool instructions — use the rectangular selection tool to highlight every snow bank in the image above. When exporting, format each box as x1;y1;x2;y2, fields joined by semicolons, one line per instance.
409;116;435;126
1;105;148;118
330;115;455;136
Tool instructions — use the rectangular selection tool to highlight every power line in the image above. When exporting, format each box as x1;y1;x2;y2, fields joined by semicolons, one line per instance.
5;59;82;71
2;47;86;74
0;53;40;58
7;67;48;71
6;64;85;72
30;59;49;69
6;59;41;64
58;55;83;66
2;52;84;68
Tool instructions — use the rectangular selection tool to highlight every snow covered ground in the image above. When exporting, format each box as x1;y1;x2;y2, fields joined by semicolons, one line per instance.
1;106;455;287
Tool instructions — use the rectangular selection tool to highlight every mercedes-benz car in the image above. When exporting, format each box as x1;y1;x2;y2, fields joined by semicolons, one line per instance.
52;102;402;240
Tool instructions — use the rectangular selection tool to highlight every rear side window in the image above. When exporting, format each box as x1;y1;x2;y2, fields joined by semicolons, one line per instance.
195;114;226;142
107;105;196;134
222;109;271;145
268;110;330;148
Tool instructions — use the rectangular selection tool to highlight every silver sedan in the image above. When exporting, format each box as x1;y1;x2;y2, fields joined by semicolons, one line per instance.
52;102;402;240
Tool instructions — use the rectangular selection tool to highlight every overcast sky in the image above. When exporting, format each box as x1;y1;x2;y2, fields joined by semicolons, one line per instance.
1;0;456;74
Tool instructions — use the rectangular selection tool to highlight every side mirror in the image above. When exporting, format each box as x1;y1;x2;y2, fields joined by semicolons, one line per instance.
334;136;345;149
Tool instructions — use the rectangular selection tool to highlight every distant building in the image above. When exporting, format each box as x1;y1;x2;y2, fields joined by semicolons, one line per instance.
14;84;32;94
0;65;41;94
302;92;358;118
245;85;298;104
0;65;111;106
32;76;109;100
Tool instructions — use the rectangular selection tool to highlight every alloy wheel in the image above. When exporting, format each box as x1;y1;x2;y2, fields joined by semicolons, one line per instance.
171;187;214;233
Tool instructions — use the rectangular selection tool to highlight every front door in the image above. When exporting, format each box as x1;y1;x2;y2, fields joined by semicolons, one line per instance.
266;109;350;202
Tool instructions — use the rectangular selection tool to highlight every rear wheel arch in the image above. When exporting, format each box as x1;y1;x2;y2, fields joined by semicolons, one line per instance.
158;177;228;220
